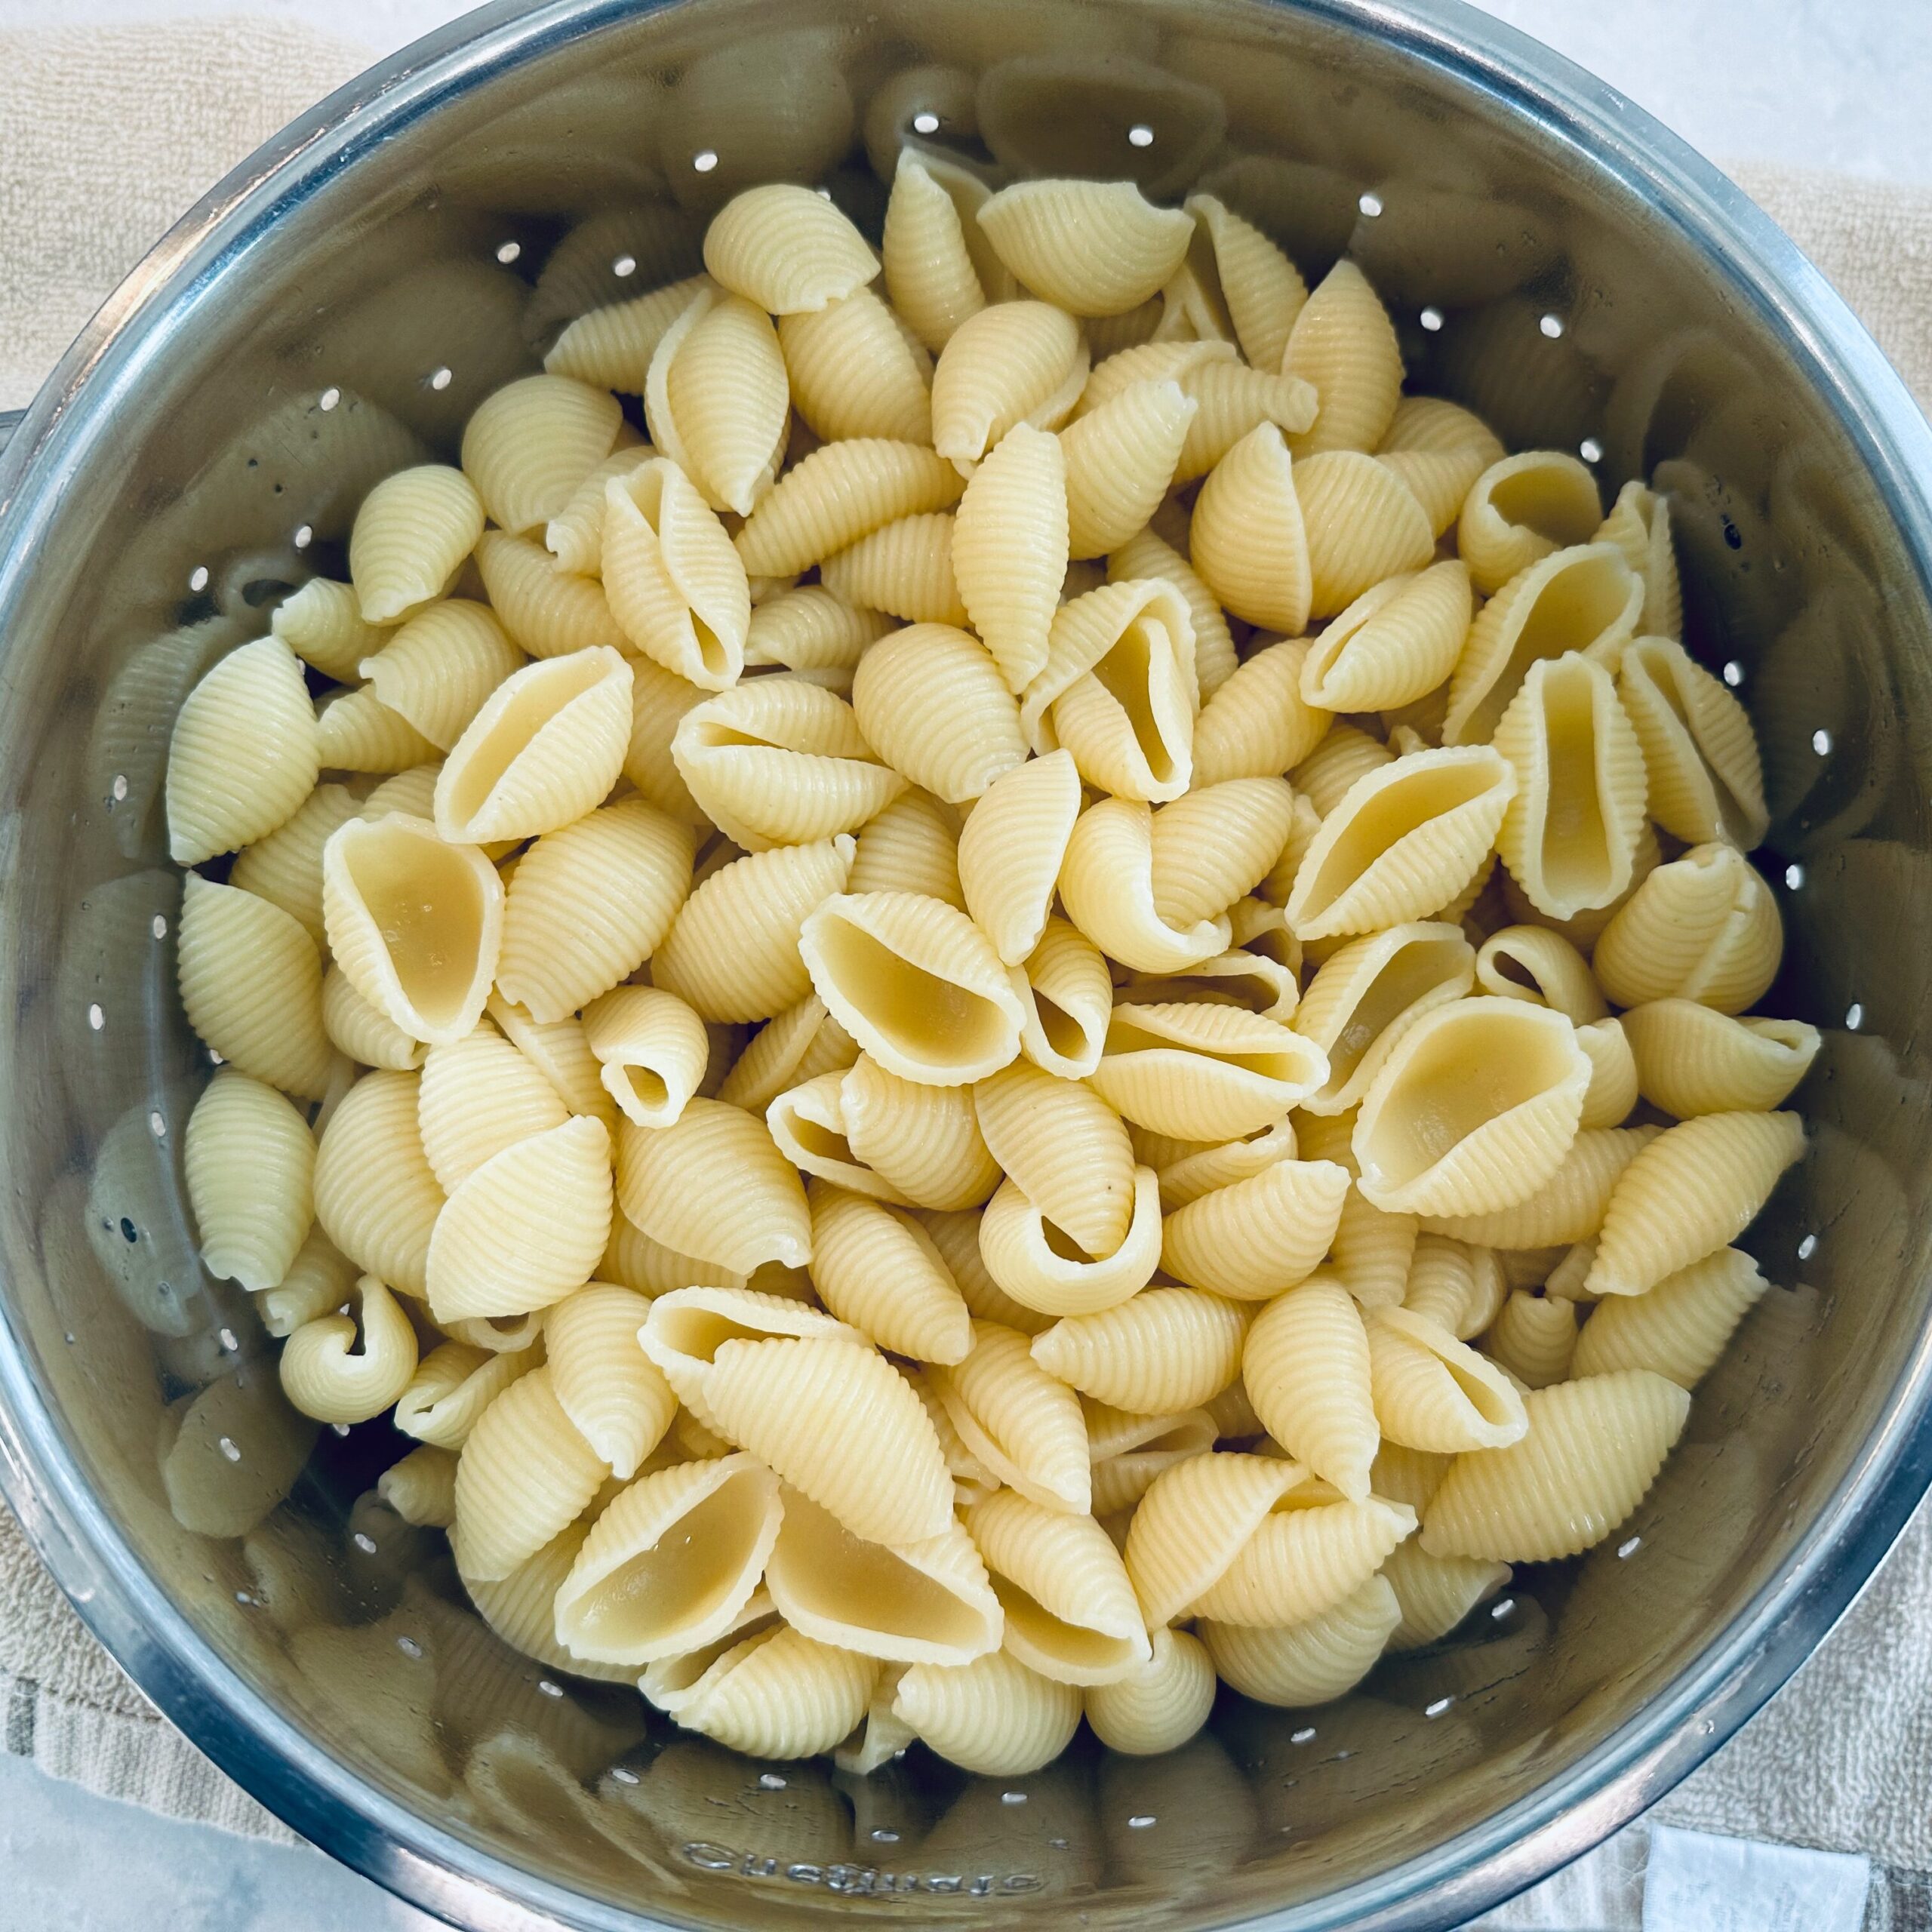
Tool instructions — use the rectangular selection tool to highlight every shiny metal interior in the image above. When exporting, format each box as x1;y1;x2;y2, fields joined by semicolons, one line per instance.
3;1;1932;1927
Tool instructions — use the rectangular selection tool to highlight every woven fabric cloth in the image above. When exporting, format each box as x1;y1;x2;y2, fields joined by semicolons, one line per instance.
4;15;1932;1924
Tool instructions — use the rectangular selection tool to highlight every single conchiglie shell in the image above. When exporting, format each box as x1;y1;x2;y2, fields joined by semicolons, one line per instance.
1202;1575;1401;1709
315;687;441;774
602;458;750;691
637;1284;859;1418
1161;1158;1352;1300
312;1070;444;1294
929;1321;1091;1514
931;300;1087;470
768;1069;906;1201
451;1366;608;1583
1189;423;1311;634
1617;634;1768;849
167;638;321;865
543;272;709;392
1378;1540;1512;1651
1139;1114;1301;1211
953;423;1068;692
1120;940;1299;1028
1124;1450;1307;1627
1328;1188;1421;1313
1090;1001;1328;1142
1474;924;1607;1024
581;986;709;1128
1621;1001;1820;1118
957;749;1082;966
1189;638;1328;786
1596;478;1683;638
1107;526;1238;698
665;1623;880;1759
894;1650;1082;1777
322;963;425;1070
977;178;1193;316
973;1060;1136;1257
1012;915;1114;1081
1377;445;1489;539
820;512;968;625
376;1444;459;1530
716;995;857;1114
272;577;389;683
1281;259;1403;457
1300;561;1473;715
851;622;1026;802
779;287;934;445
278;1272;418;1425
1029;1290;1250;1414
536;435;657;575
460;374;623;536
1420;1368;1691;1562
977;1164;1163;1318
1365;1304;1528;1451
882;149;1004;354
1457;449;1604;595
1058;797;1231;974
1417;1124;1658;1251
416;1022;569;1193
734;439;961;579
648;288;790;518
1294;450;1435;618
912;1211;1052;1337
395;1340;530;1457
543;1282;676;1478
1076;338;1230;419
1180;192;1306;369
1573;1016;1640;1130
746;584;896;677
1380;392;1506;464
840;1053;1002;1210
1571;1245;1769;1386
1084;1626;1215;1754
1189;1491;1416;1627
472;531;623;660
183;1069;315;1291
1242;1275;1378;1498
1172;358;1319;483
807;1180;974;1364
1483;1287;1578;1388
1591;841;1783;1014
481;995;614;1135
703;183;878;313
1149;778;1295;929
1288;718;1392;815
1060;380;1196;560
349;464;485;625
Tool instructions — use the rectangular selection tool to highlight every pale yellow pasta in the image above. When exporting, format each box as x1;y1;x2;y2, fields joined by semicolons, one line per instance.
1484;1289;1579;1389
601;1215;743;1298
820;512;968;625
321;814;503;1048
1366;1304;1527;1451
580;986;709;1128
1382;1541;1512;1651
779;288;934;445
543;1283;677;1479
952;423;1068;692
272;577;389;683
647;288;790;518
1300;561;1473;714
395;1341;532;1450
167;638;321;865
1180;192;1307;371
1595;478;1683;638
1242;1275;1377;1499
734;439;962;578
1189;641;1326;789
950;751;1076;967
1295;450;1435;617
1474;924;1607;1024
460;1524;631;1683
769;1069;911;1203
1281;260;1404;456
416;1023;568;1193
638;1285;857;1419
460;373;623;538
617;1099;813;1274
903;1366;1002;1510
851;621;1026;801
1441;543;1643;746
807;1181;974;1364
377;1444;459;1530
1118;941;1299;1027
1289;719;1395;817
1029;1289;1250;1414
1457;451;1604;595
349;464;485;625
278;1272;418;1425
929;1321;1091;1514
487;993;618;1132
1421;1368;1691;1562
1124;1449;1306;1626
1174;358;1321;482
1618;633;1768;849
1189;423;1310;633
703;183;878;313
1377;444;1488;539
663;1624;879;1760
1011;915;1113;1081
184;1069;315;1290
1078;340;1229;417
1418;1125;1658;1250
451;1365;608;1582
1189;1490;1415;1627
1571;1246;1768;1386
838;1052;1001;1209
1084;1626;1216;1755
1201;1576;1401;1708
973;1060;1136;1259
1328;1189;1421;1313
359;600;525;755
1089;1406;1217;1515
472;531;623;660
1592;841;1783;1014
1060;380;1197;559
881;149;1014;354
1162;1158;1351;1300
1107;527;1239;698
1379;393;1506;466
1574;1017;1640;1130
544;276;710;394
316;686;441;774
894;1650;1081;1777
978;1162;1162;1317
1057;798;1227;974
931;300;1087;470
1622;1001;1819;1119
312;1070;444;1296
1090;1000;1327;1141
976;178;1192;317
1370;1438;1453;1515
177;875;334;1100
652;834;855;1023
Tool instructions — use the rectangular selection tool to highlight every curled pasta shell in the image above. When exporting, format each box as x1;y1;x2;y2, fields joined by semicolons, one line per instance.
1401;1232;1506;1338
350;464;485;625
1574;1017;1641;1129
657;1621;878;1758
1084;1625;1216;1755
1380;394;1506;466
647;289;790;518
1060;380;1196;559
978;1164;1163;1318
807;1181;974;1364
1242;1275;1378;1498
1181;192;1307;371
1618;634;1768;848
929;1321;1091;1514
1124;1450;1306;1626
915;1210;1051;1337
1161;1158;1351;1300
931;300;1087;469
1189;1492;1414;1627
1484;1288;1578;1389
1354;997;1591;1217
734;439;961;578
1173;359;1319;482
974;1060;1135;1258
1329;1188;1421;1313
1027;573;1195;764
1107;528;1237;698
957;749;1081;966
1030;1289;1250;1414
272;577;389;684
230;783;360;949
1147;779;1294;930
1090;1405;1217;1515
461;374;623;537
1284;746;1517;941
1457;450;1604;595
703;183;878;313
377;1444;458;1530
313;1070;443;1295
1091;1000;1328;1141
894;1651;1082;1777
1475;924;1606;1024
321;814;503;1046
1299;561;1473;714
716;996;857;1115
1118;943;1298;1026
543;274;710;393
1571;1246;1768;1386
279;1274;418;1425
840;1053;1002;1210
768;1069;909;1204
820;512;968;625
1281;260;1403;456
1421;1368;1690;1562
1377;444;1488;538
638;1284;859;1417
1014;915;1114;1081
1596;479;1683;638
1192;638;1328;785
881;149;997;354
451;1366;607;1582
854;623;1029;809
1295;450;1435;617
1189;423;1310;634
1365;1305;1527;1451
546;1283;677;1478
977;178;1193;316
485;995;616;1134
1622;1001;1820;1118
953;423;1068;692
395;1340;532;1450
184;1069;315;1291
1591;841;1783;1014
780;287;933;444
1382;1541;1511;1650
472;531;623;660
1417;1125;1658;1250
746;587;894;681
417;1022;568;1193
582;986;709;1128
620;658;708;827
1201;1575;1401;1707
1143;1114;1301;1211
1058;797;1231;974
603;458;750;691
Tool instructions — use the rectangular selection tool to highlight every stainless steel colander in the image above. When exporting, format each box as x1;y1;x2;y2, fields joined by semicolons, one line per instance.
2;2;1931;1926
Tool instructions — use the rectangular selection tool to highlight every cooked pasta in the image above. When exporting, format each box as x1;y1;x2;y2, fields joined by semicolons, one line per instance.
1571;1246;1769;1386
929;1321;1091;1514
1300;561;1473;715
1181;192;1306;370
954;748;1079;964
1106;527;1238;698
807;1181;974;1363
1201;1574;1402;1708
1089;1000;1327;1141
1190;639;1328;787
1418;1125;1659;1251
838;1053;1001;1208
1281;260;1403;456
1059;798;1231;974
1484;1289;1580;1389
616;1100;813;1274
1457;451;1604;595
472;531;623;660
1592;841;1783;1014
315;687;440;774
1189;423;1310;634
978;1162;1162;1317
184;1069;315;1290
1060;380;1197;559
1029;1289;1250;1414
544;275;709;395
1161;1158;1351;1300
703;183;878;315
646;289;790;518
460;374;623;537
377;1444;459;1530
1084;1626;1216;1755
1187;1491;1415;1628
272;576;389;683
1123;1449;1306;1626
1622;1001;1820;1118
1367;1304;1528;1451
1596;479;1683;638
973;1060;1136;1260
977;178;1194;317
451;1365;608;1582
1012;915;1114;1081
1381;1543;1511;1651
1241;1275;1378;1499
894;1650;1082;1777
779;288;934;445
931;300;1088;471
881;150;1001;353
349;463;485;626
851;621;1026;801
279;1272;419;1426
416;1022;568;1193
952;423;1068;691
734;439;962;578
1618;633;1769;848
580;986;709;1128
354;599;525;755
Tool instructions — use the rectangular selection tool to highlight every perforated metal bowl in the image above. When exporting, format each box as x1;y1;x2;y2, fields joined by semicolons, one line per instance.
2;2;1931;1927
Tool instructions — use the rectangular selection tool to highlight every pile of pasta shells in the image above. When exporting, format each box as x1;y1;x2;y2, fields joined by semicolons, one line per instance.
162;163;1817;1780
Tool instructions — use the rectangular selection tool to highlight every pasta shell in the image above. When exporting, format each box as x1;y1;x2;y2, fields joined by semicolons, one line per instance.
1144;1115;1302;1211
894;1651;1081;1777
1365;1305;1527;1451
433;648;632;844
321;814;503;1046
1586;1109;1803;1298
1120;943;1300;1026
638;1285;859;1417
539;438;657;575
770;1069;911;1202
1181;192;1307;371
1618;634;1769;849
1571;1246;1768;1386
779;288;933;444
734;440;961;579
1380;394;1506;466
1243;1275;1378;1497
617;659;706;828
1295;451;1435;618
1377;445;1487;539
1329;1189;1421;1313
395;1340;533;1450
272;577;389;684
1146;780;1295;930
1004;915;1109;1081
705;1334;956;1544
1085;1626;1216;1755
457;1521;630;1682
953;423;1068;692
617;1100;813;1274
1030;1290;1250;1414
799;890;1026;1085
1290;720;1394;817
1124;1451;1308;1626
1060;380;1196;559
648;290;790;517
745;587;894;679
1190;423;1310;634
1107;528;1238;698
1622;1001;1819;1118
839;1053;1001;1210
974;1060;1136;1257
1380;1541;1511;1651
488;993;618;1132
554;1454;780;1663
350;464;485;625
229;783;360;952
1300;561;1473;714
1161;1158;1351;1300
1191;639;1328;786
1592;841;1783;1014
544;275;711;392
472;532;623;660
978;1164;1163;1318
377;1444;458;1530
1059;798;1225;973
1370;1439;1453;1517
167;638;321;865
544;1283;676;1478
1201;1574;1401;1707
426;1115;612;1321
703;183;878;313
881;150;992;353
1281;260;1403;456
177;875;333;1100
1441;543;1643;746
1418;1124;1659;1250
1574;1017;1640;1129
313;1070;443;1294
652;834;856;1023
1355;998;1591;1217
1173;359;1319;483
1474;924;1607;1024
452;1366;608;1582
582;986;709;1128
1421;1368;1691;1562
1484;1288;1578;1388
807;1182;974;1363
930;1322;1090;1514
1091;1000;1327;1140
931;300;1086;469
657;1619;879;1758
417;1022;569;1193
460;374;623;537
1189;1491;1415;1626
955;749;1080;967
602;459;750;690
914;1211;1051;1337
703;992;851;1120
1457;451;1604;595
184;1069;315;1290
1284;745;1516;941
766;1484;1001;1666
1595;479;1682;638
1401;1232;1507;1339
977;179;1192;317
820;512;968;625
1089;1406;1217;1515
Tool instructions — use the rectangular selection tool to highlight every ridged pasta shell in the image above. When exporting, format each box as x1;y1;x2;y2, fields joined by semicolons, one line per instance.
1173;359;1319;482
1591;841;1783;1014
581;986;709;1128
703;183;878;313
1300;561;1473;714
1370;1439;1452;1517
978;1164;1163;1318
1192;639;1328;785
953;423;1068;691
377;1444;457;1529
1189;1493;1415;1626
704;1334;955;1544
1355;997;1590;1217
1124;1451;1307;1626
1295;451;1435;618
1618;634;1768;848
1377;445;1488;538
602;458;751;690
395;1340;532;1450
1365;1304;1527;1451
647;289;790;518
544;275;711;393
1202;1574;1401;1707
1571;1246;1768;1386
894;1651;1082;1777
769;1069;912;1202
1190;423;1310;634
1161;1158;1351;1300
1329;1189;1421;1313
1586;1109;1804;1298
229;780;359;951
1284;745;1516;941
779;288;933;444
542;439;659;575
1181;192;1307;371
714;995;855;1116
321;814;503;1046
488;993;618;1133
1574;1017;1640;1130
820;512;968;625
1085;1625;1216;1755
745;586;894;677
660;1623;878;1759
167;638;321;865
930;1322;1091;1514
1289;720;1393;817
1242;1276;1378;1497
313;1070;443;1294
1380;394;1506;466
546;1283;677;1478
1091;1001;1328;1140
601;1214;744;1300
460;374;623;540
1417;1125;1658;1250
433;647;632;844
1281;260;1403;457
1107;528;1237;697
1089;1406;1217;1515
914;1211;1053;1337
652;834;856;1023
1060;380;1196;559
808;1181;974;1364
350;464;485;625
1030;1289;1250;1414
177;875;334;1100
958;749;1081;966
183;1069;315;1290
799;890;1026;1085
417;1022;569;1193
1421;1368;1690;1562
1457;450;1604;595
1059;798;1230;974
1120;942;1300;1026
931;300;1086;469
974;1060;1136;1257
1595;478;1682;638
272;577;389;683
1441;543;1642;746
473;531;624;660
617;658;706;827
451;1366;607;1582
734;440;961;578
840;1053;1001;1210
977;179;1192;316
1474;924;1607;1024
1014;915;1114;1081
853;625;1031;812
881;150;995;354
1622;1001;1820;1118
426;1115;612;1321
460;1522;629;1681
1146;779;1294;929
617;1100;813;1274
638;1285;859;1418
1143;1115;1301;1211
1483;1288;1578;1388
